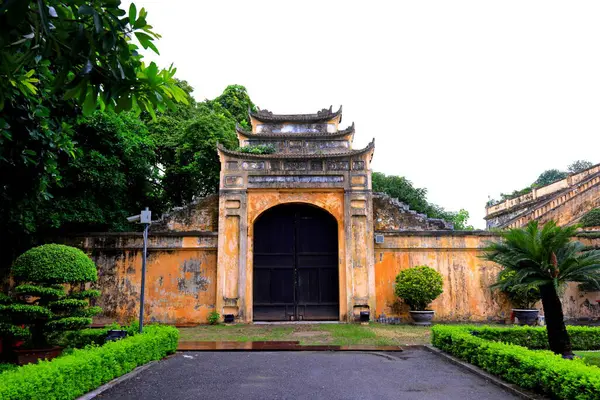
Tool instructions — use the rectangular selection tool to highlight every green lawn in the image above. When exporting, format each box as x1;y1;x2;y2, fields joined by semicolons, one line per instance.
575;351;600;367
178;323;431;346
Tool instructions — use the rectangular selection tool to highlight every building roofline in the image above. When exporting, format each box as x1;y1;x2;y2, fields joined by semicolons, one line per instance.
236;122;355;139
249;105;343;123
217;139;374;160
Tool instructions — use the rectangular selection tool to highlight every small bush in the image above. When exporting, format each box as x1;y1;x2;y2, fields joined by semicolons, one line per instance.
432;325;600;399
581;208;600;228
0;325;178;400
208;311;220;325
394;265;443;311
11;244;97;284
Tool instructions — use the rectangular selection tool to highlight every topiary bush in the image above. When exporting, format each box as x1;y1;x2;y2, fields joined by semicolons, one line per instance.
394;265;444;311
581;208;600;228
0;244;101;358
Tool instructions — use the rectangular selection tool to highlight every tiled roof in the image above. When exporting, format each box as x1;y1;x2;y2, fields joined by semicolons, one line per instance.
249;106;342;123
217;139;375;160
236;123;355;139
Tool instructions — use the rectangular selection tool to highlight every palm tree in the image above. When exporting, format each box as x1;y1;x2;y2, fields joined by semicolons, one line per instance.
482;221;600;358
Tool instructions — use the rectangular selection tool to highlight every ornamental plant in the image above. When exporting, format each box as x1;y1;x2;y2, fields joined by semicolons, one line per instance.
0;244;101;356
482;220;600;358
493;269;541;309
394;265;444;311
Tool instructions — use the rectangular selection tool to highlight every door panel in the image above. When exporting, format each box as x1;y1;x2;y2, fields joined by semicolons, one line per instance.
253;204;338;321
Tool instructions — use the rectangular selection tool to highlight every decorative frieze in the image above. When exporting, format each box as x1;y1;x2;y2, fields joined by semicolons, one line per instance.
327;160;350;171
284;161;308;171
224;175;243;187
241;161;265;170
310;160;323;171
226;161;239;170
352;160;365;170
248;175;344;184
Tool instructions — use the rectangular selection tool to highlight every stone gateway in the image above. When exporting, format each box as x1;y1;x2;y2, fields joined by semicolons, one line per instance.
70;107;600;325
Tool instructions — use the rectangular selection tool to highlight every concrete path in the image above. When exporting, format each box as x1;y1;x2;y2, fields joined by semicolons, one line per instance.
97;349;519;400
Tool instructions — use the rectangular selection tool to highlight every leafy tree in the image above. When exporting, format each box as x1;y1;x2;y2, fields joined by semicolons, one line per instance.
482;221;600;358
0;244;100;358
568;160;594;173
534;169;568;187
372;172;473;229
0;0;185;278
154;85;255;207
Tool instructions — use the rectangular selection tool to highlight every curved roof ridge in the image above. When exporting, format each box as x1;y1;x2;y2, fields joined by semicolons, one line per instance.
218;138;374;160
236;122;355;139
249;105;343;123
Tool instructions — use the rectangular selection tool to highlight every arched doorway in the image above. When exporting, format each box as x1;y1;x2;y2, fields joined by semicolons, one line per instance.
253;203;339;321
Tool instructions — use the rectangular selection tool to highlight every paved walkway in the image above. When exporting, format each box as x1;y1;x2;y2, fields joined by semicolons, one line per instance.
98;349;519;400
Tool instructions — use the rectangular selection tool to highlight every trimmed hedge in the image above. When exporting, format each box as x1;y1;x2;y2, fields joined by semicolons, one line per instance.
471;325;600;350
0;325;178;400
432;325;600;400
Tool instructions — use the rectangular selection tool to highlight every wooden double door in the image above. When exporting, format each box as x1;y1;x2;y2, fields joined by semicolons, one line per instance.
253;204;339;321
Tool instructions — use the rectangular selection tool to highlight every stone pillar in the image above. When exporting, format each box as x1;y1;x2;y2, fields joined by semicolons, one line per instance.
215;190;248;322
344;189;375;321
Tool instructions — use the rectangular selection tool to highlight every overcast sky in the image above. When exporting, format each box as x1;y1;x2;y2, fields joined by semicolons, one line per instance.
128;0;600;228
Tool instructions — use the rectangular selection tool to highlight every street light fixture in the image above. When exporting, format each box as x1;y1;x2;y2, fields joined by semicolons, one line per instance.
127;207;152;334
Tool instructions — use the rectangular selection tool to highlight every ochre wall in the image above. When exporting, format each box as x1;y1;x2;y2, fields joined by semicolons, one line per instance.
71;231;600;325
374;232;600;322
75;233;217;325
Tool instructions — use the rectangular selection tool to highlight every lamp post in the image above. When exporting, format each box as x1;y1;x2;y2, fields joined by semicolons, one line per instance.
127;207;152;334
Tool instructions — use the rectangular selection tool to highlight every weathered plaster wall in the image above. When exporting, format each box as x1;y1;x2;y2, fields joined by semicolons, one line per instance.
374;232;600;322
72;233;217;325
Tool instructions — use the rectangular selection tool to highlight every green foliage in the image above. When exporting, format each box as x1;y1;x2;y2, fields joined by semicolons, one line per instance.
0;292;13;304
483;221;600;297
45;317;93;332
0;0;186;279
581;208;600;228
394;266;443;311
482;220;600;356
13;285;64;299
236;144;276;154
58;323;121;348
12;244;97;284
535;169;568;187
68;289;101;300
157;85;255;207
208;311;220;325
470;325;600;350
568;160;594;173
1;245;100;349
0;325;179;400
432;325;600;400
372;172;472;228
487;160;593;205
493;270;541;309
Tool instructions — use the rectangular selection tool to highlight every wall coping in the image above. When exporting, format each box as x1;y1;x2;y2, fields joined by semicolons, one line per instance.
69;231;218;237
375;230;498;237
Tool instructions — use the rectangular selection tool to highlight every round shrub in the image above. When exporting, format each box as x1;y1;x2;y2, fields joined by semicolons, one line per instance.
581;208;600;228
394;265;444;311
12;244;97;284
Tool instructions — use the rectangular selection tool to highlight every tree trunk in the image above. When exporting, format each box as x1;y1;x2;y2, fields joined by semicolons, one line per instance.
539;283;573;358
